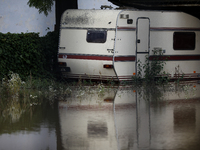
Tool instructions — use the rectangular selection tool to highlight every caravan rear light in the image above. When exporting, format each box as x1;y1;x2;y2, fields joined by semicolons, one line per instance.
58;62;70;72
58;62;66;67
103;64;113;68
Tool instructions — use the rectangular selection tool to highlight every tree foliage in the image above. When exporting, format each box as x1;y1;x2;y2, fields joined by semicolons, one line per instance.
27;0;78;30
27;0;54;16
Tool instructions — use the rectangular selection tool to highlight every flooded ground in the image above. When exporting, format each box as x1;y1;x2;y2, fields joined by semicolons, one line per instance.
0;80;200;150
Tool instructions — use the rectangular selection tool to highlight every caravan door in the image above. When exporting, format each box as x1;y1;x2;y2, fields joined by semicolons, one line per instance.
136;18;150;78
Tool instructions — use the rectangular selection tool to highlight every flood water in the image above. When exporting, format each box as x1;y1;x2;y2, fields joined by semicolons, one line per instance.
1;81;200;150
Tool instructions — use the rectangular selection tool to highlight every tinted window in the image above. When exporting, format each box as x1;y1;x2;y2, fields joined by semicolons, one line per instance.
86;30;107;43
173;32;195;50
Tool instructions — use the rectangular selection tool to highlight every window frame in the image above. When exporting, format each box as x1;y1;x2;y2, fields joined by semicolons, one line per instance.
173;32;196;50
86;30;107;43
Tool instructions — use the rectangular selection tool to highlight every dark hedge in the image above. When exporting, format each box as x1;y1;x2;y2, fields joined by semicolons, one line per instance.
0;31;59;80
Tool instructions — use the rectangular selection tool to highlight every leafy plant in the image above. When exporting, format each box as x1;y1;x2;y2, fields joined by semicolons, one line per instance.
132;60;143;84
134;48;169;84
0;31;59;81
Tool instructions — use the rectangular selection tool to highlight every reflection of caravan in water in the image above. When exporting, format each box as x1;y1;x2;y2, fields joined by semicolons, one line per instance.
58;9;200;81
58;82;200;149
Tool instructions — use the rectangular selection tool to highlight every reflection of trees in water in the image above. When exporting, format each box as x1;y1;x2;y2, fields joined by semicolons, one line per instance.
1;89;42;124
0;99;57;135
133;81;200;116
1;100;25;123
137;81;199;102
174;82;197;99
142;85;165;101
64;86;118;108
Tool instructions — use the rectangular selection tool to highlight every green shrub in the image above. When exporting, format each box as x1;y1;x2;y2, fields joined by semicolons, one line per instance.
0;31;59;80
143;49;168;83
133;48;169;84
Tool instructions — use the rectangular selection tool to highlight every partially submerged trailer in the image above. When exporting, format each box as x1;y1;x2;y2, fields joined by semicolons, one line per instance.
58;9;200;81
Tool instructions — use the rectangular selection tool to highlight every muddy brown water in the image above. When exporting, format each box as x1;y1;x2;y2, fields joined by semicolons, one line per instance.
0;81;200;150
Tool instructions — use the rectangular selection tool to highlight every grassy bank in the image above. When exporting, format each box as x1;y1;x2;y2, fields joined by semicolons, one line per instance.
0;72;119;108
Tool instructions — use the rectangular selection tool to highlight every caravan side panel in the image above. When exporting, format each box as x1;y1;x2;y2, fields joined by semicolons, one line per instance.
58;10;121;81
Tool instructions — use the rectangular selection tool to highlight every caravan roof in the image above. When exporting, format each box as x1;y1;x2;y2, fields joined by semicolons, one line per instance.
61;9;200;29
61;9;121;29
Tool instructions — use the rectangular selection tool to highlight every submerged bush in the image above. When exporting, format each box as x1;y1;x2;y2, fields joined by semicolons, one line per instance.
0;72;65;108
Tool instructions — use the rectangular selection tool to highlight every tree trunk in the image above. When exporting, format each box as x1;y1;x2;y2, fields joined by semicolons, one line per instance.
55;0;78;31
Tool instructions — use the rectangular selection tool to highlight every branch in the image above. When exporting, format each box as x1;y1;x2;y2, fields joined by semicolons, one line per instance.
27;0;54;16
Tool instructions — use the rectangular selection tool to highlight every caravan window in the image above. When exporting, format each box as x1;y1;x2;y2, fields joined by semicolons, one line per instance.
173;32;195;50
86;30;107;43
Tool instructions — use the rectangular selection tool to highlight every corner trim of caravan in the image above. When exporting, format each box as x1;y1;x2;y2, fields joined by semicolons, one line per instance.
113;10;126;81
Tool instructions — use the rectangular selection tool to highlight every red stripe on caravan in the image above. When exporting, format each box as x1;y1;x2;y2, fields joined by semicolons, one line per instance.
117;27;136;30
59;54;136;61
61;105;113;111
117;27;200;31
115;56;135;61
150;27;200;31
59;54;113;61
149;55;200;61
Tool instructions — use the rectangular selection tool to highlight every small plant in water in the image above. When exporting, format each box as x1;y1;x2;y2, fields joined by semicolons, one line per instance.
133;48;169;85
97;83;105;97
107;78;115;87
2;71;25;98
144;48;168;83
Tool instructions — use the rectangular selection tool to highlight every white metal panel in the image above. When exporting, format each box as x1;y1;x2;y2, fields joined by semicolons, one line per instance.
163;61;200;76
118;10;200;28
59;29;87;54
137;18;150;53
113;30;136;81
63;59;116;79
58;28;117;80
114;31;136;55
61;9;120;29
59;29;115;55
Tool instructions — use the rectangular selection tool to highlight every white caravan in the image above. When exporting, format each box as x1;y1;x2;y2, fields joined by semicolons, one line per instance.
58;9;200;81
